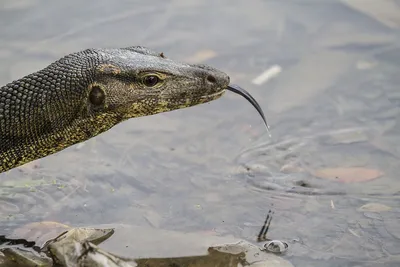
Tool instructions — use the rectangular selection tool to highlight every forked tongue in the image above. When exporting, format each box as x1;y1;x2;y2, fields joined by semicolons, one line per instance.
227;84;271;136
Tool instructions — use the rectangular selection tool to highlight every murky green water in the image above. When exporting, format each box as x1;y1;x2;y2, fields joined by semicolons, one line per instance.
1;0;400;266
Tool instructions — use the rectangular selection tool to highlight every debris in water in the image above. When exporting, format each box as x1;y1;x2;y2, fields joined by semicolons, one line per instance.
358;203;392;212
313;167;383;183
252;65;282;85
185;49;217;63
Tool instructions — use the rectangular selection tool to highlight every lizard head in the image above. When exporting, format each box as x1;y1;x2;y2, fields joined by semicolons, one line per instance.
0;46;230;173
85;46;230;122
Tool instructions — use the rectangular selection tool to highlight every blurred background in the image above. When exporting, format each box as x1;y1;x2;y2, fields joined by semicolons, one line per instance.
0;0;400;266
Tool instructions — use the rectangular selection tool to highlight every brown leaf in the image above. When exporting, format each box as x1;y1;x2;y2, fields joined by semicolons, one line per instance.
313;167;383;183
185;49;217;64
358;203;392;212
280;163;304;174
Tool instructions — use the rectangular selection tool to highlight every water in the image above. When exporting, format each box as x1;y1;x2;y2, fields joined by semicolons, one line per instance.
0;0;400;266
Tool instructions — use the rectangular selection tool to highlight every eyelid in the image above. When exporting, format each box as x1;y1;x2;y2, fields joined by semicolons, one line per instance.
140;72;168;80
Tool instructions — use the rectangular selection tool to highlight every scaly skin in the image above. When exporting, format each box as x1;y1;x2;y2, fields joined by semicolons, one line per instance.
0;46;230;173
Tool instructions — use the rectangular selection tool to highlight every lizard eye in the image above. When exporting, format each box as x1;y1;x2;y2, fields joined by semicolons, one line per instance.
89;85;105;106
143;75;160;87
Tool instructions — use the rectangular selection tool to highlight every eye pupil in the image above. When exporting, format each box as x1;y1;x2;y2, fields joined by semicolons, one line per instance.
89;85;105;106
143;75;159;87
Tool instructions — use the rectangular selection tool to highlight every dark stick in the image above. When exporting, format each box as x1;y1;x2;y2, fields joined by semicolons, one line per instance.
257;210;273;242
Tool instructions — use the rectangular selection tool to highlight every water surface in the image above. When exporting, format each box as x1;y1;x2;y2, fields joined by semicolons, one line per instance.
1;0;400;266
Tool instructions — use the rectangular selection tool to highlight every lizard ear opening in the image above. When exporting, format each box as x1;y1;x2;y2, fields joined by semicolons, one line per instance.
89;84;105;106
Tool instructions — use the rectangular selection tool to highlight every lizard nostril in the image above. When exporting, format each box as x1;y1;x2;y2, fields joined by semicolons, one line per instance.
206;75;217;84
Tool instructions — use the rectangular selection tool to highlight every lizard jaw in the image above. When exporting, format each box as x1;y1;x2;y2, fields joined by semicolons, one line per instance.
200;89;226;101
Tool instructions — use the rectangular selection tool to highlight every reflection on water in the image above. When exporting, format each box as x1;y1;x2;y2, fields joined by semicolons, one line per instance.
1;0;400;266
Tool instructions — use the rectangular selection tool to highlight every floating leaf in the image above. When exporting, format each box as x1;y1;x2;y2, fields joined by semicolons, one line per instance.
340;0;400;29
313;167;383;183
185;49;217;64
358;203;392;212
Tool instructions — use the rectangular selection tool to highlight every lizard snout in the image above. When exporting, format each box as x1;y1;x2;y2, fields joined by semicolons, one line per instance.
192;64;230;89
205;72;230;89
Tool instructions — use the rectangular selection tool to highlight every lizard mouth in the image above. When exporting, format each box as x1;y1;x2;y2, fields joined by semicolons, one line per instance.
200;89;226;100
